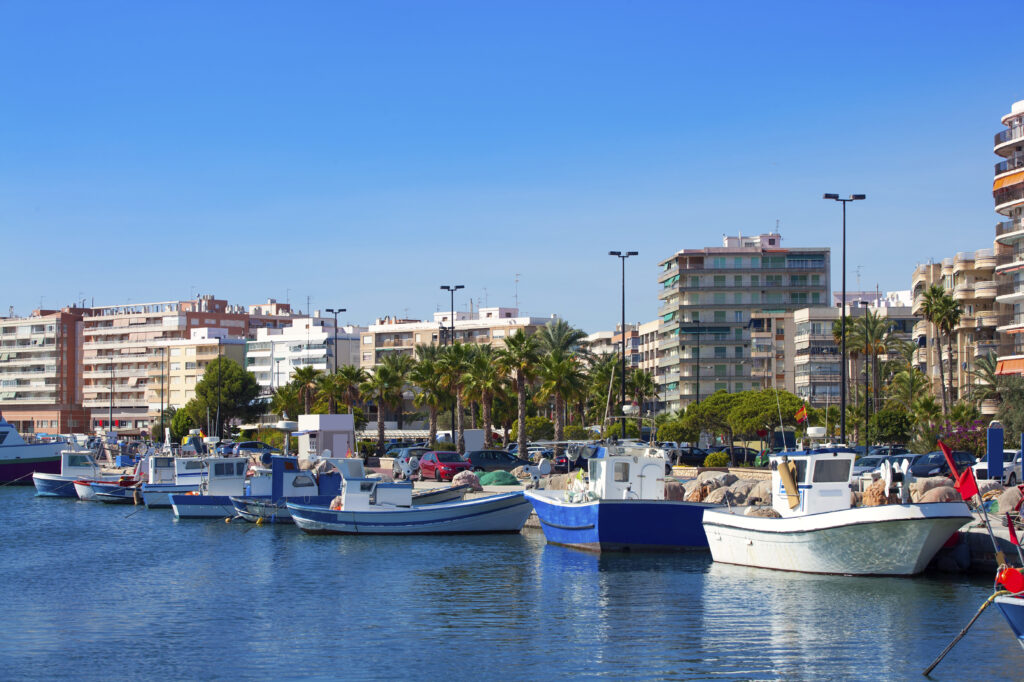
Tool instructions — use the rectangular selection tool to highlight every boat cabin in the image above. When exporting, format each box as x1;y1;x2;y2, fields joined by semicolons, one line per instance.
59;450;103;478
0;419;29;447
147;456;176;484
770;449;856;517
587;446;667;501
328;457;414;510
175;457;206;484
247;456;318;500
201;457;249;495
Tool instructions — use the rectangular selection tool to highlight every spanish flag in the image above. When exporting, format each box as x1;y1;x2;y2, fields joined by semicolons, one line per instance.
794;405;808;423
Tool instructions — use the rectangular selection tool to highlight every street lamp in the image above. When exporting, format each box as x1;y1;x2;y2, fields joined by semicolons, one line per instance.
823;193;866;445
609;251;638;439
440;285;464;439
325;307;346;373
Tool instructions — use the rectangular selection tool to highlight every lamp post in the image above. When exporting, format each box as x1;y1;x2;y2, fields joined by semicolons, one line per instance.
823;193;865;445
325;307;346;374
440;285;464;439
609;251;638;439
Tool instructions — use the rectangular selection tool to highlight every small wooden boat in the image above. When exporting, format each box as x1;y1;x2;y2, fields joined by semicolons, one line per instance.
34;450;117;497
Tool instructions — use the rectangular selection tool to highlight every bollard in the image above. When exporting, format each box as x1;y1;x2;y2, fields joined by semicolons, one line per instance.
988;421;1005;483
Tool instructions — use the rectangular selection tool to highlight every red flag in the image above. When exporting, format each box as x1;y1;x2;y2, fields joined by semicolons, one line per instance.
795;405;808;423
954;467;979;501
1008;513;1020;547
938;440;959;479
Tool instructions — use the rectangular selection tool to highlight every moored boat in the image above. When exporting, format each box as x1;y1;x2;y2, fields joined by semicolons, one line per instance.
0;418;66;484
169;457;249;518
286;459;531;535
524;444;713;552
33;450;118;497
140;455;205;509
701;442;973;576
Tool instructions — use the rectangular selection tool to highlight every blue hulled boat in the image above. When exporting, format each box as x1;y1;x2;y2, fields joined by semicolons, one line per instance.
995;594;1024;650
524;444;714;552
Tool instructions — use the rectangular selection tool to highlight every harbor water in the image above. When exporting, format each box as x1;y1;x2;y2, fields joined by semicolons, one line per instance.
0;487;1019;680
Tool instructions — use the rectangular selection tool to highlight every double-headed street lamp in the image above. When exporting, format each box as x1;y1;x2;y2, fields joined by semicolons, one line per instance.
325;307;346;373
823;193;866;445
440;285;464;440
609;251;638;439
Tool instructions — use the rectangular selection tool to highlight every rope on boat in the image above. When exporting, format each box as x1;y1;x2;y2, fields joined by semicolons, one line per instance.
0;472;35;487
922;589;1010;676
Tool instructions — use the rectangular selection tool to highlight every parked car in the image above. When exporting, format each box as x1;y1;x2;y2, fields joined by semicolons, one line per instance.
973;450;1023;486
214;441;236;455
869;445;909;457
390;447;432;479
233;441;282;457
674;446;709;466
417;451;471;482
709;445;759;464
851;455;889;477
464;449;531;472
909;450;978;479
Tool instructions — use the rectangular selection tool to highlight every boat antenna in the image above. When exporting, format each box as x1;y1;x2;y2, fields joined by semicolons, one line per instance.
774;385;787;452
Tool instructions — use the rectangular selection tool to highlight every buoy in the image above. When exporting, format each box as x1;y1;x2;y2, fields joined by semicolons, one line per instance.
998;567;1024;593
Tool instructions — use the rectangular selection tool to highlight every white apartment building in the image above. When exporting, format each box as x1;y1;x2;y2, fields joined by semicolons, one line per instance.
247;317;364;396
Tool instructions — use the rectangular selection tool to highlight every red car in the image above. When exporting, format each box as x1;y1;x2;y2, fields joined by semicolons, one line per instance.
417;451;470;482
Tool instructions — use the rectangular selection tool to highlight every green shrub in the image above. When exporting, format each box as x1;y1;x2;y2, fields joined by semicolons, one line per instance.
703;451;730;468
563;424;591;441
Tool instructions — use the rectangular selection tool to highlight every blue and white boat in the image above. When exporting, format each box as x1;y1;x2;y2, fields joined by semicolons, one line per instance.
287;459;532;535
995;593;1024;650
169;457;249;519
524;444;714;552
33;450;117;497
140;455;206;509
228;455;335;524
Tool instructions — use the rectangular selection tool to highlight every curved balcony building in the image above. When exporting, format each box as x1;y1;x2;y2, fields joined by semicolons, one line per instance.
995;99;1024;375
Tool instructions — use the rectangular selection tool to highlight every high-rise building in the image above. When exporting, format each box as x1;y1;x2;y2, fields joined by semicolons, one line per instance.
994;98;1024;375
0;307;91;433
656;233;830;412
246;317;364;397
81;295;249;433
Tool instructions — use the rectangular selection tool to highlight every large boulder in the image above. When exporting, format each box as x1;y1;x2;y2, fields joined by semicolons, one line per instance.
697;471;738;487
665;480;686;501
683;479;702;498
996;486;1024;514
910;476;953;502
727;480;758;505
747;480;772;506
920;486;959;503
705;487;731;505
451;470;483;491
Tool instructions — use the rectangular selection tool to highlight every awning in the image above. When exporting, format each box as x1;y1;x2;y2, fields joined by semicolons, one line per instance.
356;429;432;439
994;169;1024;191
996;358;1024;375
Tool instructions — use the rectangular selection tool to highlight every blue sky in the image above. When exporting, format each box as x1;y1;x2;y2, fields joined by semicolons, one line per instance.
0;1;1015;332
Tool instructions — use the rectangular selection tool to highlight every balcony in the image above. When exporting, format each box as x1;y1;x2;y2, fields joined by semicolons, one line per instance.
975;280;998;299
952;282;975;301
976;341;1001;358
996;154;1024;175
975;248;997;269
977;309;1001;327
995;126;1024;152
995;184;1024;214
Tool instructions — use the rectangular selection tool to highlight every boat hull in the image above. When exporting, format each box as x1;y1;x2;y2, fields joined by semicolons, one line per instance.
141;483;200;509
524;489;714;552
169;494;236;519
32;473;80;497
287;492;532;535
995;595;1024;651
0;451;61;484
412;484;470;507
702;502;972;576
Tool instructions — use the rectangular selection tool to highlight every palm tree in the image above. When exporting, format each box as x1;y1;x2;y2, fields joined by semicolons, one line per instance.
832;315;857;402
849;310;894;416
269;383;300;420
627;368;657;435
315;372;344;414
971;352;1000;406
537;349;587;449
935;294;962;410
410;346;446;447
949;401;981;427
586;352;620;427
462;345;504;448
497;329;542;457
537;319;588;355
292;366;323;414
360;365;402;455
921;284;950;417
335;365;368;412
380;353;415;429
437;343;473;454
887;368;929;413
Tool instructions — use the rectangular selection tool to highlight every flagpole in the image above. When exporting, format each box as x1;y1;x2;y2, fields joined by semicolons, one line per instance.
1007;513;1024;566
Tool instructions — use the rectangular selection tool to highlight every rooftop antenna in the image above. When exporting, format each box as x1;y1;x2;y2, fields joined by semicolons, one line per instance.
514;274;520;308
306;295;310;317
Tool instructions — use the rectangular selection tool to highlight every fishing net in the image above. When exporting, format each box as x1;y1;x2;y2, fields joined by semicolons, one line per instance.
476;470;520;486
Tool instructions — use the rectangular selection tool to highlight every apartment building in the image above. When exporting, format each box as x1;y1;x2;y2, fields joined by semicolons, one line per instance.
750;311;796;395
247;299;301;338
656;233;830;412
81;295;249;433
145;328;246;414
912;248;1002;413
994;98;1024;375
247;317;364;396
0;307;91;433
358;306;553;369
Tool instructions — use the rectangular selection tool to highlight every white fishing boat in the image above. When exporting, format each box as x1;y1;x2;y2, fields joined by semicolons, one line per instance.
140;455;206;509
168;457;249;519
702;431;972;576
287;459;532;535
33;450;120;497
